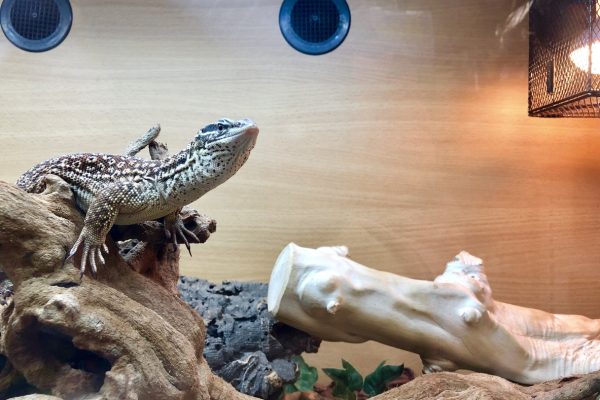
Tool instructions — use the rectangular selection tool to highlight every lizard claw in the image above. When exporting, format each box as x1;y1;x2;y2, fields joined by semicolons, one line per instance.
164;214;199;256
67;229;108;278
65;238;81;265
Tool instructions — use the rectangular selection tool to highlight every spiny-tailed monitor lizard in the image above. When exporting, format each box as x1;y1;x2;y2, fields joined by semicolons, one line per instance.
17;118;259;276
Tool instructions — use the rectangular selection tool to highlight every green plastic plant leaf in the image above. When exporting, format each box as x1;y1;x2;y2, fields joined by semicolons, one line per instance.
290;355;318;392
341;359;363;391
330;378;352;400
282;383;296;394
363;361;404;396
322;359;363;400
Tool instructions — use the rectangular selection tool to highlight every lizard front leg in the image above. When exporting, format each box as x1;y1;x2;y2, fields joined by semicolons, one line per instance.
67;188;121;277
163;210;200;256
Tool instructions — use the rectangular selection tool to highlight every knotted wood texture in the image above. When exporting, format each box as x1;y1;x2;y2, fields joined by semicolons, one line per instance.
268;244;600;385
0;177;257;400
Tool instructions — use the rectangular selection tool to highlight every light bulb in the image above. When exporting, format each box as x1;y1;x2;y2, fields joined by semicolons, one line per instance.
569;41;600;74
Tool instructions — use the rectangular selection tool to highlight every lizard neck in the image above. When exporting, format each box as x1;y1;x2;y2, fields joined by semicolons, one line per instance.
155;142;231;205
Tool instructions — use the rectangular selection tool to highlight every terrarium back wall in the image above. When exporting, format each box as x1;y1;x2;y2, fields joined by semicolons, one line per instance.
1;0;600;376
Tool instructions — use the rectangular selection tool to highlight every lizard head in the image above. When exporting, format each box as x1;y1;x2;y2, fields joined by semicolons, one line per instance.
194;118;259;180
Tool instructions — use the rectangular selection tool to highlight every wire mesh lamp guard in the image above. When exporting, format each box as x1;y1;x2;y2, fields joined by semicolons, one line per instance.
529;0;600;117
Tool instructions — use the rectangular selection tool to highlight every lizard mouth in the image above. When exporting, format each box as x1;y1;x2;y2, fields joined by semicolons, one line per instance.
210;121;259;145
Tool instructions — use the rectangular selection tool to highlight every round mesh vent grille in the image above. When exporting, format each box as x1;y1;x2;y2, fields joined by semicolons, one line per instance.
10;0;59;40
280;0;350;55
291;0;338;43
1;0;72;52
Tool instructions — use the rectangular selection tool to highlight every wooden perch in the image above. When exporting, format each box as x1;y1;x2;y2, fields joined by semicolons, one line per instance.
0;177;257;400
370;370;600;400
268;243;600;385
112;206;216;296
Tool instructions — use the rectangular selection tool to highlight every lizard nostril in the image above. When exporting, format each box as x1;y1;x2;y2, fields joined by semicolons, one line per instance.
245;126;259;136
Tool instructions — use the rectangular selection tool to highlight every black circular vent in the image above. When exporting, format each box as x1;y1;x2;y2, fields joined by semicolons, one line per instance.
0;0;72;52
279;0;350;55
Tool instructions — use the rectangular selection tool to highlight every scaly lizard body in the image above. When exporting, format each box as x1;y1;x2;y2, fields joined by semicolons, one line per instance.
17;118;259;276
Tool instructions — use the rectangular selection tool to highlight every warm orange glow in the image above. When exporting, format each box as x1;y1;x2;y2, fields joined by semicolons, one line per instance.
569;41;600;74
570;3;600;74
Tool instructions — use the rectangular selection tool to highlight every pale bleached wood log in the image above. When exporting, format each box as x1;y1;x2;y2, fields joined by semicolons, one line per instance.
267;243;600;385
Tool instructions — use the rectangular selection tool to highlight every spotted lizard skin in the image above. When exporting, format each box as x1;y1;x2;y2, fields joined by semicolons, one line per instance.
16;118;259;276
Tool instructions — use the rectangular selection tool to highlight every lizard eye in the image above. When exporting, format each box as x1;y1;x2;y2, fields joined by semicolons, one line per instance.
217;123;225;131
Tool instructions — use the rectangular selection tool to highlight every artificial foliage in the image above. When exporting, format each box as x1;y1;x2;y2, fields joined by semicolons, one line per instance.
283;357;404;399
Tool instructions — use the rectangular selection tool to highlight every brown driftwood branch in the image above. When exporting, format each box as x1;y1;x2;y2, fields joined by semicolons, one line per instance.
370;371;600;400
0;177;257;400
111;206;216;296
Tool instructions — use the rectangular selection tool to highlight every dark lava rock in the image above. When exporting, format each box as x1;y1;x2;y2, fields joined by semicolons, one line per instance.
178;277;321;399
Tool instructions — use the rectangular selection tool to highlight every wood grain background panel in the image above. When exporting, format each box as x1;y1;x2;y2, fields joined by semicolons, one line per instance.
1;0;599;378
